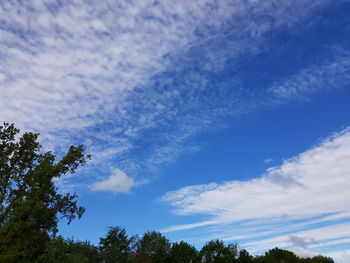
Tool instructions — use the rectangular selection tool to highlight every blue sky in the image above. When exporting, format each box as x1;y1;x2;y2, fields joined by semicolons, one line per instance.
1;0;350;262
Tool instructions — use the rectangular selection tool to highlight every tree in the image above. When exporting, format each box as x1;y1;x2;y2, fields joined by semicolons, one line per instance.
256;247;299;263
199;239;238;263
67;239;101;263
0;122;90;262
39;236;100;263
99;226;136;263
38;236;70;263
133;231;171;263
306;255;335;263
170;241;200;263
238;249;253;263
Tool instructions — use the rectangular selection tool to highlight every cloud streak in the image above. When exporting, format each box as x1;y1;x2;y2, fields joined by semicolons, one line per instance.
269;48;350;101
162;128;350;258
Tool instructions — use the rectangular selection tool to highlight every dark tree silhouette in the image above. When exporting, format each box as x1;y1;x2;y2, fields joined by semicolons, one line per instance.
0;122;89;262
133;231;171;263
170;241;200;263
199;239;238;263
99;226;136;263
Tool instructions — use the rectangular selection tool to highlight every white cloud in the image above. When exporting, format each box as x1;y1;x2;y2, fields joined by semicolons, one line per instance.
288;235;318;249
327;250;350;263
238;221;350;254
269;48;350;101
160;220;218;233
264;158;274;164
163;128;350;219
162;128;350;257
0;0;347;189
91;168;134;193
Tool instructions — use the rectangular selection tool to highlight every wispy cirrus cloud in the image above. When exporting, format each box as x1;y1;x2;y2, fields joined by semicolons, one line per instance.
0;0;349;190
161;128;350;260
269;48;350;101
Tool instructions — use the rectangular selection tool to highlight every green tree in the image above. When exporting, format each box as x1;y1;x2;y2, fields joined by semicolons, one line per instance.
256;247;299;263
306;255;335;263
99;226;136;263
238;249;253;263
133;231;171;263
0;122;90;262
38;236;70;263
170;241;200;263
39;236;100;263
67;239;101;263
199;239;238;263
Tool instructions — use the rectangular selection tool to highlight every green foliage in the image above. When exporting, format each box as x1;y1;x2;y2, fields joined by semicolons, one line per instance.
301;255;335;263
67;239;100;263
133;231;171;263
36;235;337;263
39;236;100;263
263;247;300;263
253;248;296;263
199;239;238;263
99;226;136;263
39;236;69;263
238;249;253;263
170;241;200;263
0;122;89;262
252;248;333;263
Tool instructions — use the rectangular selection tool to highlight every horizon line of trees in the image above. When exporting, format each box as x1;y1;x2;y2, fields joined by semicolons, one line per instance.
39;226;334;263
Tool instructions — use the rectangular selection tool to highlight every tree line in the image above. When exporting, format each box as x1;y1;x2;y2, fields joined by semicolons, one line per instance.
0;123;334;263
39;226;335;263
